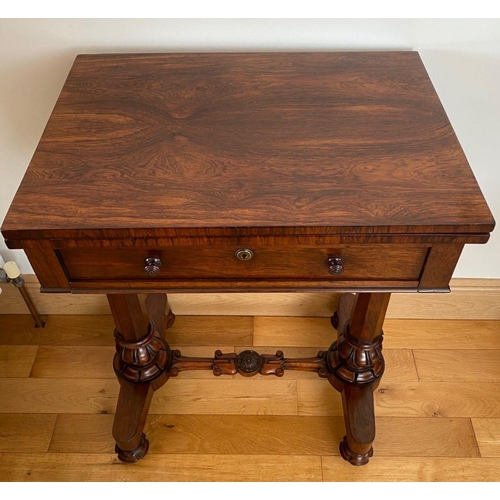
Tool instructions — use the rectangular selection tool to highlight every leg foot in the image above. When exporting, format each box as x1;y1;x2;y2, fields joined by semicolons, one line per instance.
115;433;149;463
339;436;373;466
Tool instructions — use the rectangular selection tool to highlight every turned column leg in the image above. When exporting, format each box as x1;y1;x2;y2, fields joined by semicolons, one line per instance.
108;293;174;463
327;292;390;466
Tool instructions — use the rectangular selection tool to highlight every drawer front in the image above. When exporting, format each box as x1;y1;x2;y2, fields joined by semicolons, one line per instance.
59;244;428;283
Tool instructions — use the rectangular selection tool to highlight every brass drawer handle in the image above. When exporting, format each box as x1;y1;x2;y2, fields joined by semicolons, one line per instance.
235;248;254;261
144;257;162;276
327;256;344;275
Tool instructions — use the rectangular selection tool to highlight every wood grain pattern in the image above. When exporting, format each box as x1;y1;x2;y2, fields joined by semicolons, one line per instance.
151;379;298;415
0;453;322;481
0;378;298;415
383;319;500;349
0;379;118;414
2;277;500;319
297;380;500;418
255;317;500;349
50;414;343;455
31;346;115;378
59;244;427;281
381;349;419;382
3;316;498;351
471;419;500;457
0;415;57;453
375;382;500;418
254;317;334;347
22;241;69;289
0;282;113;315
0;315;115;345
418;244;464;291
48;414;479;458
321;457;500;481
165;316;253;346
0;346;38;377
376;417;480;457
414;350;500;382
297;380;344;416
31;345;236;379
0;313;499;479
49;414;115;453
67;278;419;293
388;281;500;320
2;52;493;239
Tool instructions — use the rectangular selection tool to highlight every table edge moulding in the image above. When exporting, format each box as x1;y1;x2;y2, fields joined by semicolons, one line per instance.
1;51;495;466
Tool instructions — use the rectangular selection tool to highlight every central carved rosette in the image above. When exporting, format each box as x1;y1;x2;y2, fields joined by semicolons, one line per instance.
114;320;170;383
235;350;263;375
327;322;384;385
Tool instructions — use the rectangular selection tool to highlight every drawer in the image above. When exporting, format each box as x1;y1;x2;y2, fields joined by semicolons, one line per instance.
58;244;428;283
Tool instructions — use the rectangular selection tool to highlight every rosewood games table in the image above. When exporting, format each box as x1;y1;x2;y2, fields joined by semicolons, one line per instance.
2;52;494;465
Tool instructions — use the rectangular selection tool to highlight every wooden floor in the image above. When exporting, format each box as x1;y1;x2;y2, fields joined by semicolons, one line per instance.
0;314;500;481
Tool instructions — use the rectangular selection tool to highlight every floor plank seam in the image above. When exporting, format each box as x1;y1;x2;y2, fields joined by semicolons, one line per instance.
2;316;500;479
411;349;421;381
46;414;60;454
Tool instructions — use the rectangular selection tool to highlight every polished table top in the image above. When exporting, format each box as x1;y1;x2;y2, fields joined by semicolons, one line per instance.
2;52;494;241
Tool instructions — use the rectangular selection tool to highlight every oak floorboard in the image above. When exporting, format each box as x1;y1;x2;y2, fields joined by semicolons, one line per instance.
0;346;38;377
375;382;500;418
0;453;322;481
471;419;500;457
0;315;253;347
4;315;498;350
414;350;500;382
151;379;298;415
384;319;500;349
297;380;500;418
165;316;253;346
0;378;297;415
321;457;500;482
297;380;343;416
0;415;57;453
383;349;419;382
253;317;333;347
1;314;500;481
0;316;115;346
31;346;115;379
0;379;119;414
253;317;500;350
49;414;479;458
49;414;115;453
31;346;235;379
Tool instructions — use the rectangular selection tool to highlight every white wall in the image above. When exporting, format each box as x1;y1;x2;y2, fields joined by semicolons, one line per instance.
1;18;499;277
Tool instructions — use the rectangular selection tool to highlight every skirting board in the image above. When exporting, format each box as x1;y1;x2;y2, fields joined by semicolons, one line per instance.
0;276;499;319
